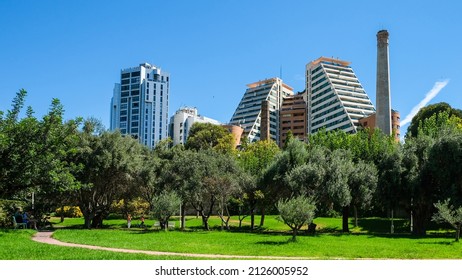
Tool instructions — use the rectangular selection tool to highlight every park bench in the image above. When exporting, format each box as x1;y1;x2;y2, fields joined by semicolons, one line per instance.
12;216;27;229
152;221;175;229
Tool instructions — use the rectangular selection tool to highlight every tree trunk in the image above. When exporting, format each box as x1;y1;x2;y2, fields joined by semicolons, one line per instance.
202;216;210;231
342;206;350;233
291;228;298;242
60;205;65;223
456;227;460;242
259;207;265;227
353;205;358;228
250;209;255;230
412;209;428;236
180;203;186;231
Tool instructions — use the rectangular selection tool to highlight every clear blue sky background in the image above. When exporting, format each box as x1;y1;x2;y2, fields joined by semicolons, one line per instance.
1;0;461;135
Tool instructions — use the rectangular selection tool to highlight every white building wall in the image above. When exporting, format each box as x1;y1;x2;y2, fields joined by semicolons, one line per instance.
169;107;221;146
110;63;169;148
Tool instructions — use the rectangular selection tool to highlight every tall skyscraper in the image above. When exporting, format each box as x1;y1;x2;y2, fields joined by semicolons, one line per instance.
229;77;293;144
376;30;392;135
305;57;375;134
110;63;169;148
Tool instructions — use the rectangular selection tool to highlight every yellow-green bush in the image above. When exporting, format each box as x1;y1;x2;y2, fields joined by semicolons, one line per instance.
111;198;149;217
55;206;83;218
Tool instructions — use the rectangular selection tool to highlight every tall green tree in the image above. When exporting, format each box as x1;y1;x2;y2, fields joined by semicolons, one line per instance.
73;124;144;229
406;102;462;138
236;140;280;228
402;111;462;235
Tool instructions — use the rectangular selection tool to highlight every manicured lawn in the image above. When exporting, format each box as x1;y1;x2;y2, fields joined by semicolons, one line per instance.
52;228;462;259
46;215;461;259
0;229;203;260
2;215;460;259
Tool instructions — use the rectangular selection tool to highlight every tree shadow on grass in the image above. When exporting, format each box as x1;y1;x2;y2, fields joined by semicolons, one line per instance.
255;239;292;246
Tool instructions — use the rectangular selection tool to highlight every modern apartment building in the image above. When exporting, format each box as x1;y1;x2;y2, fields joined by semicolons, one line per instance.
110;63;169;148
169;107;221;146
279;93;307;148
305;57;375;134
229;77;293;144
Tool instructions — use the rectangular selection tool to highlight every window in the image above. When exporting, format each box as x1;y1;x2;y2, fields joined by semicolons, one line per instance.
132;102;139;108
131;90;139;96
132;109;139;114
122;73;130;79
121;85;129;91
131;71;140;77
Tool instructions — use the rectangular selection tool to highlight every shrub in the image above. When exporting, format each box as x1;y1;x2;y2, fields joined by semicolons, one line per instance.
111;198;150;217
55;206;83;218
0;199;27;227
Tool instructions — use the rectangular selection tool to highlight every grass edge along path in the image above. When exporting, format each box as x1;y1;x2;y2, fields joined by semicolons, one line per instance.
32;231;309;260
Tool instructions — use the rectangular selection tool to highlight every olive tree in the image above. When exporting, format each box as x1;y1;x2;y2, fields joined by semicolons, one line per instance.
151;190;181;231
432;199;462;242
277;195;316;241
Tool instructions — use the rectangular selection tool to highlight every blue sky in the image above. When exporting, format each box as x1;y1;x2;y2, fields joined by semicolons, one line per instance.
1;0;461;135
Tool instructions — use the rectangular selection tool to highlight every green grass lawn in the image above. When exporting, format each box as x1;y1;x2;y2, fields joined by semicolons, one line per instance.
2;215;460;260
0;229;202;260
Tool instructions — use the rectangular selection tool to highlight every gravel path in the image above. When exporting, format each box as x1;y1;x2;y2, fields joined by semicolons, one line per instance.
32;231;306;260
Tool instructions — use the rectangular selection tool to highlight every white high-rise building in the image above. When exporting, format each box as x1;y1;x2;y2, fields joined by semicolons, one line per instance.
305;57;375;134
110;63;169;148
230;78;293;144
169;107;221;146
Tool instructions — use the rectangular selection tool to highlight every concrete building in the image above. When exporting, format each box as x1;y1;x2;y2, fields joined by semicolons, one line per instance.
230;77;293;144
279;93;307;148
110;63;169;148
305;57;375;134
358;110;401;141
169;107;221;146
376;30;392;136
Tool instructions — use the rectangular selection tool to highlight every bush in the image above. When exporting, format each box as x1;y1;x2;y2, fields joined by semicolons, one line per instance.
111;198;150;217
0;199;27;227
55;206;83;218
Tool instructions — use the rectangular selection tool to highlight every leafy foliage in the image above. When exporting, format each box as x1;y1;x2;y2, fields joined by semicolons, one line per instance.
277;195;316;241
151;190;181;230
432;199;462;241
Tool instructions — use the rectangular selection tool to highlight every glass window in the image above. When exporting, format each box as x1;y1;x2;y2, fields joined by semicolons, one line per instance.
122;73;130;79
131;71;140;77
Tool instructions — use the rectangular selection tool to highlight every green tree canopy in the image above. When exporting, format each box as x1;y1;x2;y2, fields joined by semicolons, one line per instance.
185;122;234;153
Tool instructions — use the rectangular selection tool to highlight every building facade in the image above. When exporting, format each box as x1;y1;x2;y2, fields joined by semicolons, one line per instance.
229;77;293;144
110;63;169;148
279;93;307;148
305;57;375;135
169;107;221;146
358;110;401;141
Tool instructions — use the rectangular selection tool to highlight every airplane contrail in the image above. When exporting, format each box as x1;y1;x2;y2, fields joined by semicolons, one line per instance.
401;79;450;126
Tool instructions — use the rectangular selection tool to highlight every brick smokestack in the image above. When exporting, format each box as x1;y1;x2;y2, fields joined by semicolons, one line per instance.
376;30;392;135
